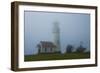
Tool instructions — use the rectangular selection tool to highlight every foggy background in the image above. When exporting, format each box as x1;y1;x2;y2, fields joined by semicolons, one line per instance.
24;11;90;55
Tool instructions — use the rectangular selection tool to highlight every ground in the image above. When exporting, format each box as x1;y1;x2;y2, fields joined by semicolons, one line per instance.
24;52;90;61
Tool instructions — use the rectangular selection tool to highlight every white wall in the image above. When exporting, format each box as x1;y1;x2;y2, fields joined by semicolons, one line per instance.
0;0;99;73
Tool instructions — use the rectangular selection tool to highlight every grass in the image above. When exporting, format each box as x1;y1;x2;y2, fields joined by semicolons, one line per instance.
24;52;90;61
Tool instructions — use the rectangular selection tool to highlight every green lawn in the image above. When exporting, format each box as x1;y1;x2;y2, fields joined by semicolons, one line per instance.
24;52;90;61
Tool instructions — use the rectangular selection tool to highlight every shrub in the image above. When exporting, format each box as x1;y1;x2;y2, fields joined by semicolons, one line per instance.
66;45;73;53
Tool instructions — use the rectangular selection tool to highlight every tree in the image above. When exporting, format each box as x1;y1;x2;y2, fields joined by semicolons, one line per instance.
66;45;73;53
76;42;86;53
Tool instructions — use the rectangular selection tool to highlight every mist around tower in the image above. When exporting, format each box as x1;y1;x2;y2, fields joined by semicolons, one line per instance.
24;20;90;62
24;11;90;61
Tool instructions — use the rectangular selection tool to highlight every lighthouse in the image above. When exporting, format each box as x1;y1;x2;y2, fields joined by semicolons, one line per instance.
53;21;60;52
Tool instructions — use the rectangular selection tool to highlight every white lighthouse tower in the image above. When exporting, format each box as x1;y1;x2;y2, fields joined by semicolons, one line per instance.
53;21;60;52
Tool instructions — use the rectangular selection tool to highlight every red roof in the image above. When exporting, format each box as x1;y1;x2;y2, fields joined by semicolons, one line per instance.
37;41;56;48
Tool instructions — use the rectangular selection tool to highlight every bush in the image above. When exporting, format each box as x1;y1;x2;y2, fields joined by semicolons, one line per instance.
76;45;86;53
66;45;73;53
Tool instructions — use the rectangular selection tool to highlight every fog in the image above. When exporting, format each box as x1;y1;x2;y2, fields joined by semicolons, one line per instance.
24;11;90;55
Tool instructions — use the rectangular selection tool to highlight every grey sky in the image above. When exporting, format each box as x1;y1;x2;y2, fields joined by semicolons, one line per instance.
24;11;90;55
